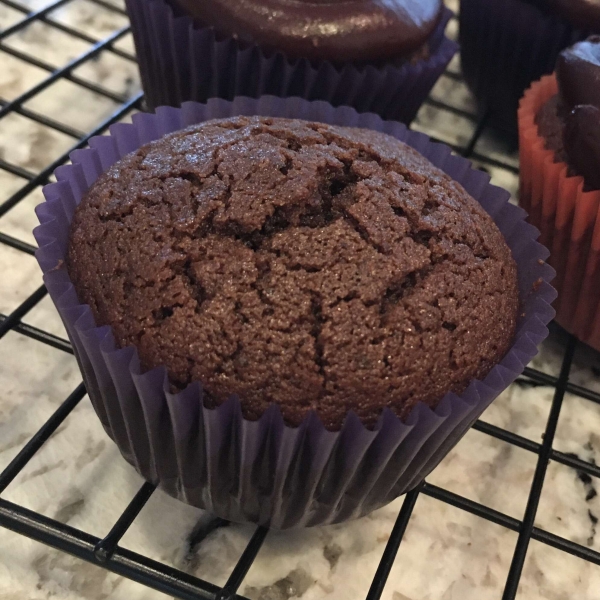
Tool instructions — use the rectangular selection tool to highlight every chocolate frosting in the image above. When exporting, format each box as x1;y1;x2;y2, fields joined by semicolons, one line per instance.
563;104;600;190
167;0;443;62
556;36;600;189
557;35;600;112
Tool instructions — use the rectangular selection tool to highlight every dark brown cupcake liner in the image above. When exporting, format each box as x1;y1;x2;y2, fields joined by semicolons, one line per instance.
125;0;457;125
35;96;555;529
459;0;585;137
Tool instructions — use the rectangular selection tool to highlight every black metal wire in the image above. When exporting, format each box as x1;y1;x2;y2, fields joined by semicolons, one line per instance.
0;0;72;40
0;284;48;340
0;157;35;180
1;0;136;61
0;42;132;104
0;383;86;494
216;527;270;600
0;99;84;139
423;484;600;567
502;336;578;600
0;315;73;353
0;26;131;118
0;232;36;255
94;482;157;563
524;365;600;406
0;91;143;218
0;498;250;600
0;1;599;598
365;488;421;600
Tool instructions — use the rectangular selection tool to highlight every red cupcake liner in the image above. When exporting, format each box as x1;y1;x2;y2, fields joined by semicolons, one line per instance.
519;75;600;350
124;0;457;125
460;0;585;137
35;97;555;529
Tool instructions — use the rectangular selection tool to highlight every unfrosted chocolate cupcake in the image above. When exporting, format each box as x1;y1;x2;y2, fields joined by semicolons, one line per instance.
68;116;519;431
460;0;600;137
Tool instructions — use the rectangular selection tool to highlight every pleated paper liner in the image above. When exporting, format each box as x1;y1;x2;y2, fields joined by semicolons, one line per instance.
519;75;600;350
124;0;457;125
460;0;584;138
35;97;555;529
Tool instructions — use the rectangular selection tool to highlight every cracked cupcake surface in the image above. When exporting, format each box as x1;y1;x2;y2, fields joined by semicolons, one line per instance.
67;116;519;430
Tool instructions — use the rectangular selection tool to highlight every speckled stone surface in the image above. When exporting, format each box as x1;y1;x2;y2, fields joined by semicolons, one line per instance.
0;1;599;598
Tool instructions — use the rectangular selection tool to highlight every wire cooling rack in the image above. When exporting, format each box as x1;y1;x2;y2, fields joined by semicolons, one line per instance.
0;1;599;599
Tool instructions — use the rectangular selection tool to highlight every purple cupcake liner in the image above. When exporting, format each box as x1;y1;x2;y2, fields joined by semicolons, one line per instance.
125;0;457;125
35;97;556;529
459;0;585;137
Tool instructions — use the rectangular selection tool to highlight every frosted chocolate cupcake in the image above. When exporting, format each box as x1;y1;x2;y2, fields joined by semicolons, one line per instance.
519;37;600;350
125;0;457;123
166;0;443;64
536;36;600;190
68;116;519;430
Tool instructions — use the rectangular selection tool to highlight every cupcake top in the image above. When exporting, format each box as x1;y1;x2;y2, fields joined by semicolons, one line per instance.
167;0;443;63
536;36;600;190
68;116;519;431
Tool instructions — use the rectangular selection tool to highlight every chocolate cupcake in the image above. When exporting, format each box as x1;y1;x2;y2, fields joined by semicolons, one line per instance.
67;116;519;431
125;0;457;124
519;37;600;350
36;98;554;528
536;37;600;190
166;0;441;63
460;0;600;137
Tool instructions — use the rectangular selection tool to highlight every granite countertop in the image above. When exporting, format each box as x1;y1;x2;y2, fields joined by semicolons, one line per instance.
0;1;600;599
